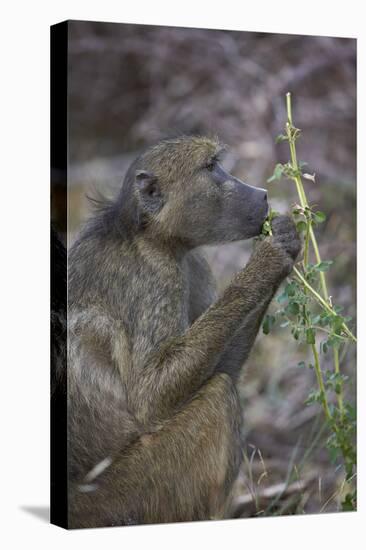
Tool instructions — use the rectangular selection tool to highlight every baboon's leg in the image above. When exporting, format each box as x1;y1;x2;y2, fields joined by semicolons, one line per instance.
69;373;242;528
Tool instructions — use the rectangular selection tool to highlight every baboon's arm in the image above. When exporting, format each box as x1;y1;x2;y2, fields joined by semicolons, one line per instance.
186;250;274;382
129;238;294;424
216;293;274;381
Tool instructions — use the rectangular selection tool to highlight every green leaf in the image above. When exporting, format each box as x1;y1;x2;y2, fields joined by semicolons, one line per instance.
318;312;333;327
332;315;344;333
297;361;306;369
296;221;308;233
262;220;272;236
285;282;297;296
305;390;321;406
327;335;342;349
342;493;356;512
314;260;333;272
263;314;276;335
320;340;328;354
306;327;315;344
314;211;326;223
275;134;288;143
267;163;284;183
345;404;356;422
286;302;300;315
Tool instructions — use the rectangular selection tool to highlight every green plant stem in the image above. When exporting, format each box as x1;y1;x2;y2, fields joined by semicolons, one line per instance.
311;342;333;423
333;347;344;418
303;218;310;268
286;93;328;299
286;92;356;426
313;327;345;339
271;93;356;507
302;305;332;424
293;266;356;343
309;228;328;298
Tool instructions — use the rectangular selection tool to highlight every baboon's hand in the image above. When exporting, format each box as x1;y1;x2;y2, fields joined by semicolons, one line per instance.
271;215;302;262
252;215;301;279
245;215;301;285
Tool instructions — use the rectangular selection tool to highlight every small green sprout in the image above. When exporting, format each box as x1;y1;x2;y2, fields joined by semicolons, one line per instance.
260;207;279;238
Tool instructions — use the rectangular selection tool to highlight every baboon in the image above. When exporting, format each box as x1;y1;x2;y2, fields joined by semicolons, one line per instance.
67;135;301;528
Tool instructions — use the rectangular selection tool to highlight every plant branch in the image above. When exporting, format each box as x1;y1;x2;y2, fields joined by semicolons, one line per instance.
293;266;356;343
286;92;328;299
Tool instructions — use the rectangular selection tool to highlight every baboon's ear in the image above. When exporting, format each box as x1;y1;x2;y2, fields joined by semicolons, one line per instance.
135;170;163;214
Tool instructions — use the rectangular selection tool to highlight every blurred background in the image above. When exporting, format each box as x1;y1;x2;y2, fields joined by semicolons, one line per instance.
61;20;356;517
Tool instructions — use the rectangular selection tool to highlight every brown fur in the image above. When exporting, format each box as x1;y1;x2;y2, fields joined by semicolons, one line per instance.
67;136;301;528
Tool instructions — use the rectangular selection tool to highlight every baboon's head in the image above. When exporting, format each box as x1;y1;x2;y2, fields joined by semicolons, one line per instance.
119;136;268;248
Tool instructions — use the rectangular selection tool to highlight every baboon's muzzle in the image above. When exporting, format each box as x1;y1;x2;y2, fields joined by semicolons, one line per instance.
228;177;268;238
